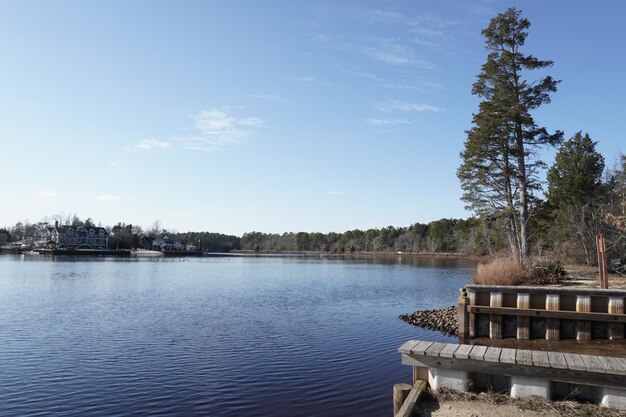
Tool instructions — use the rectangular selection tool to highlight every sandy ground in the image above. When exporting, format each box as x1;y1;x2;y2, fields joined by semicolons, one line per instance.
414;390;626;417
563;264;626;289
417;399;561;417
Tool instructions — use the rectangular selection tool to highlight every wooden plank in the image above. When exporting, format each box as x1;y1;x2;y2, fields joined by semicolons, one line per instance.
411;341;433;355
547;352;568;369
611;357;626;373
464;285;626;298
500;348;516;364
425;342;447;357
531;350;550;368
401;353;626;390
453;344;473;359
484;347;502;363
439;344;460;358
467;305;626;323
597;355;626;374
469;345;488;360
516;349;532;366
579;354;607;374
398;340;420;354
564;353;587;372
395;379;427;417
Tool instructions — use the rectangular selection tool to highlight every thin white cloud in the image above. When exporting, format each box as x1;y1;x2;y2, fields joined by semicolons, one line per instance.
176;107;264;152
376;100;442;113
40;191;60;198
96;194;121;202
135;139;172;150
378;83;426;92
252;93;288;102
361;9;406;24
353;37;435;69
346;70;383;81
290;75;315;82
342;6;408;25
108;161;127;171
328;191;346;196
365;118;411;126
201;205;213;210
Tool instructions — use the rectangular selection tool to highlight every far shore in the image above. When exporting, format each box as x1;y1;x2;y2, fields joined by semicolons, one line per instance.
231;249;481;260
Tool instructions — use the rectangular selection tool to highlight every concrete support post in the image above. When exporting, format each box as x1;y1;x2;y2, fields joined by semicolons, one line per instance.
608;297;624;340
517;293;530;340
510;376;551;399
546;294;560;341
428;368;469;392
489;292;502;339
576;295;591;341
600;387;626;410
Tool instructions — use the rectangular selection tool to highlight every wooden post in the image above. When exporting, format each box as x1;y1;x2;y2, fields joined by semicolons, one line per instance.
576;295;591;341
546;294;560;340
393;383;412;416
458;288;469;340
468;289;476;339
609;297;624;340
517;293;530;340
490;292;503;339
597;234;609;289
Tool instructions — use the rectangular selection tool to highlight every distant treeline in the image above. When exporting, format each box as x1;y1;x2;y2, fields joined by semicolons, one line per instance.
0;216;497;255
240;218;491;254
2;140;625;264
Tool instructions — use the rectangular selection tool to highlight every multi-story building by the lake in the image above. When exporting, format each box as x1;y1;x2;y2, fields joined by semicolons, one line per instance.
48;221;109;250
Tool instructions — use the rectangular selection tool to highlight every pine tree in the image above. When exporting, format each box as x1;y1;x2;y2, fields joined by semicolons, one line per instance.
547;132;605;207
458;7;563;265
546;132;605;263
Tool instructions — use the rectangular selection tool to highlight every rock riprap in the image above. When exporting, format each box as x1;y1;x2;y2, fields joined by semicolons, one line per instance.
399;306;458;336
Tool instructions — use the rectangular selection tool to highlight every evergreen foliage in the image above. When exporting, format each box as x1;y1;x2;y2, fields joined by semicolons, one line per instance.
546;132;605;263
458;7;562;265
547;132;605;207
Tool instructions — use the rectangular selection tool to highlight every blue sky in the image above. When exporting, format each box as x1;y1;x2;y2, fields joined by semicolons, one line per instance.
1;1;625;235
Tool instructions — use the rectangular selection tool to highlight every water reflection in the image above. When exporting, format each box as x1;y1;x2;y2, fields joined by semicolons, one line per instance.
0;254;475;416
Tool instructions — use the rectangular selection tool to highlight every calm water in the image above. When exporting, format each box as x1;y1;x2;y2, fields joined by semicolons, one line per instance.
0;254;475;417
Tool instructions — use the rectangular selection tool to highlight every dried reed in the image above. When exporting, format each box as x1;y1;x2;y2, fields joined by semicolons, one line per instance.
473;258;525;285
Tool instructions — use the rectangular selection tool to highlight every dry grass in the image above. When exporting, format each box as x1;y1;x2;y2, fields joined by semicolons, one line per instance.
473;258;566;286
429;388;626;417
473;258;525;285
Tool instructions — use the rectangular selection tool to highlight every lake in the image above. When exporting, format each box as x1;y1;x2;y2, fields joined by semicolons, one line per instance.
0;254;475;416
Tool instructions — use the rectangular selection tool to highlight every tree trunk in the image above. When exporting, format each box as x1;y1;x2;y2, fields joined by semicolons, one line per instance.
516;125;530;266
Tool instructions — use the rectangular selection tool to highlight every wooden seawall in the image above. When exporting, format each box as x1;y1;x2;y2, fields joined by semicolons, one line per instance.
458;285;626;341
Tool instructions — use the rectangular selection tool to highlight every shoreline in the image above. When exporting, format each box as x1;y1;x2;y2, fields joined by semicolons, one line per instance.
232;249;482;260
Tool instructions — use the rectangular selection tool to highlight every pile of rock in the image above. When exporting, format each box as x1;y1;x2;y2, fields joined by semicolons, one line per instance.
399;306;458;336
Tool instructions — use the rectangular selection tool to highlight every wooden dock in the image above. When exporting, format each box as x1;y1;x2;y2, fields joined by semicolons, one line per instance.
398;339;626;411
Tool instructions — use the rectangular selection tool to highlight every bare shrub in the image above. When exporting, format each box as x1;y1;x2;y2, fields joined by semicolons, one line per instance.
473;258;524;285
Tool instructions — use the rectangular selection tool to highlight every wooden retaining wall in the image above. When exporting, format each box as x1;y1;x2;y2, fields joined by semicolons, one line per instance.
458;285;626;341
